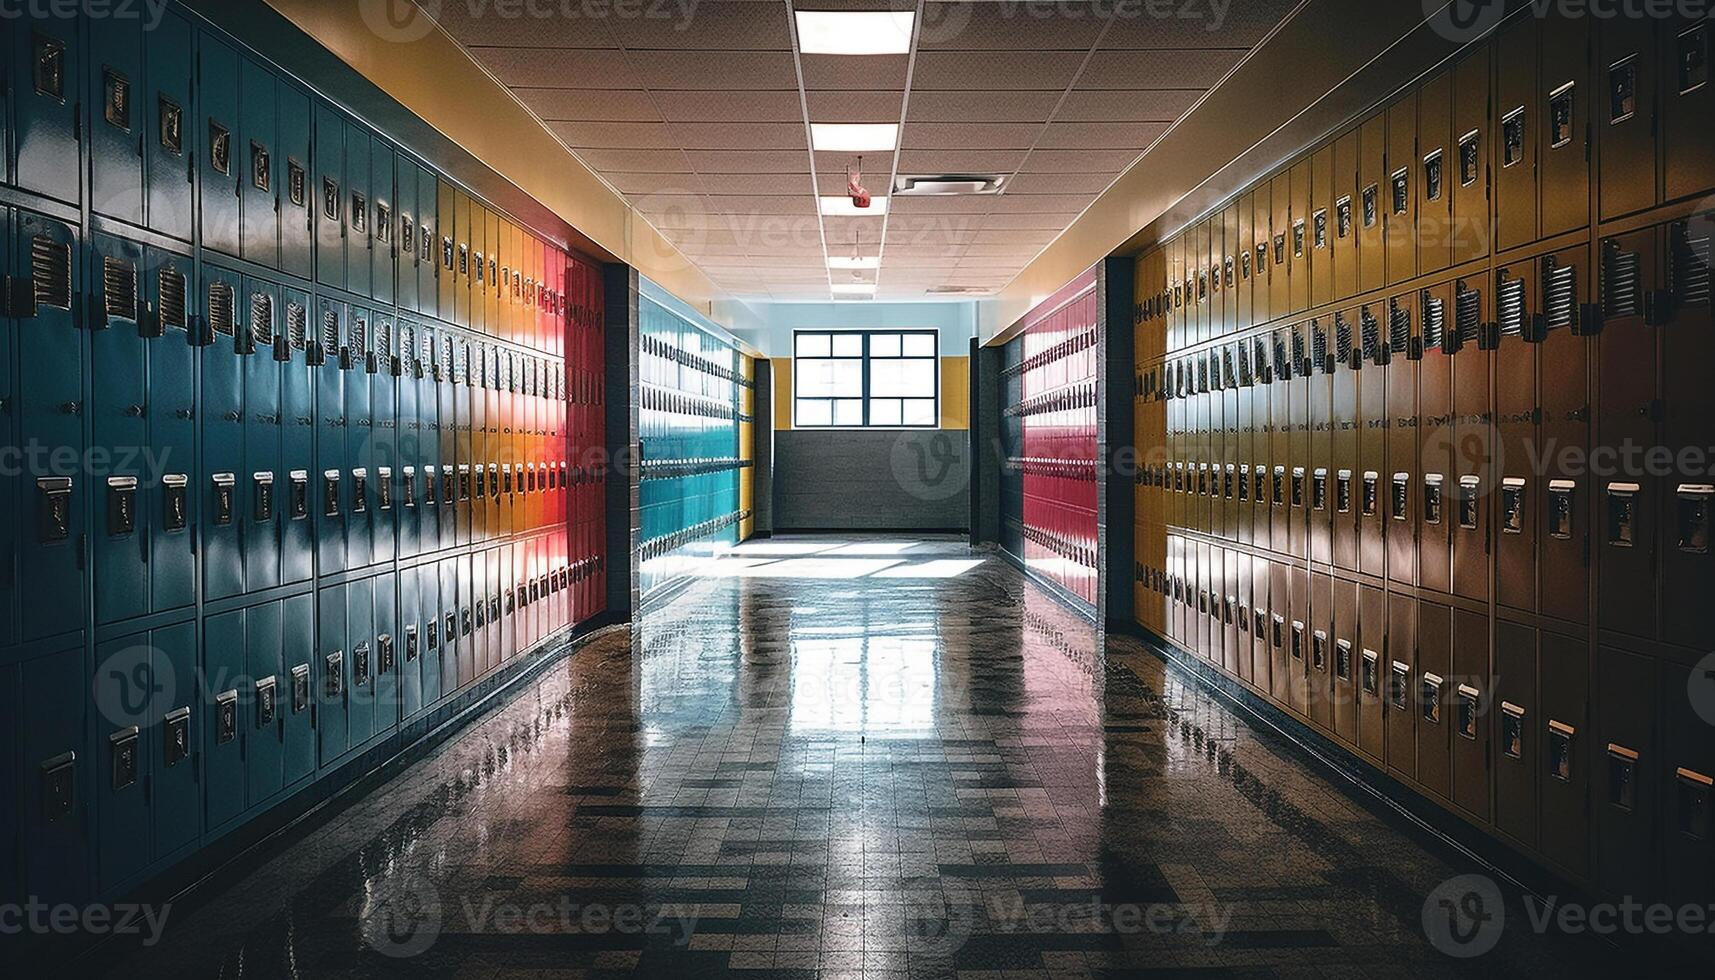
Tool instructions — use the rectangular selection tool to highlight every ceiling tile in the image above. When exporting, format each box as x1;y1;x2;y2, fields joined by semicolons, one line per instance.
656;90;805;123
805;90;907;122
701;173;818;196
569;148;694;172
469;48;640;88
981;212;1080;229
1101;0;1296;48
605;172;711;195
546;120;676;149
896;149;1027;173
1054;88;1203;122
1079;49;1246;89
1018;148;1140;172
620;50;798;89
916;4;1107;50
986;192;1098;213
901;122;1042;150
1001;172;1115;195
512;88;661;122
911;51;1084;90
431;6;619;47
604;2;790;49
686;150;811;173
800;55;910;91
1038;121;1169;149
671;122;807;151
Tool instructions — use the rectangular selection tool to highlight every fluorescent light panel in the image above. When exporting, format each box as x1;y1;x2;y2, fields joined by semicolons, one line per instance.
831;283;876;295
795;11;915;55
810;123;898;152
828;255;881;270
819;195;888;216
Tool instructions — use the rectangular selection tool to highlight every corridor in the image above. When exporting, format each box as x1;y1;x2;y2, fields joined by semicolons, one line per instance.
93;538;1639;978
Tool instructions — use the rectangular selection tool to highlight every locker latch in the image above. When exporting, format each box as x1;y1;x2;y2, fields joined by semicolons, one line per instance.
1456;684;1481;740
1361;649;1380;695
352;642;370;688
1335;639;1352;680
323;470;341;518
254;471;275;523
1675;484;1712;553
378;467;393;511
1311;629;1327;672
1458;129;1480;186
40;752;75;823
1501;702;1525;759
211;473;235;527
1312;468;1328;511
325;651;344;698
1253;607;1267;637
1678;767;1711;840
1272;466;1285;507
289;471;309;520
291;664;311;713
33;33;65;97
215;689;238;744
163;707;190;767
1423;148;1444;202
405;625;419;662
1424;473;1445;525
462;607;474;636
1606;482;1639;547
1389;660;1411;711
1271;613;1285;650
1609;55;1638;123
474;599;486;630
1548;720;1576;781
1420;672;1444;723
1501;107;1525;168
1607;742;1639;811
351;469;368;514
1547;479;1575;539
1335;196;1353;239
1362;471;1379;518
1390;473;1410;521
427;619;440;651
1237;465;1250;501
403;467;417;509
1457;476;1481;529
1336;469;1353;514
378;634;395;676
1500;477;1526;534
109;727;139;791
37;476;72;542
459;465;472;501
445;612;458;643
1291;467;1305;508
441;467;455;506
1390;167;1409;215
107;476;138;536
255;676;277;728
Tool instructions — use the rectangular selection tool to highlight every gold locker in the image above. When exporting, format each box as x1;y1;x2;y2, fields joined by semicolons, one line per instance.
1289;160;1311;313
1270;560;1292;707
437;180;456;318
1310;145;1334;308
1540;14;1591;239
1269;330;1292;555
453;190;471;327
1598;17;1658;220
485;209;501;336
1332;130;1361;300
1287;323;1310;561
1250;554;1271;692
1416;70;1455;276
1358;114;1387;295
1307;323;1333;568
1386;94;1418;285
1287;565;1310;718
1236;194;1255;330
1269;173;1292;317
1357;305;1387;578
1495;15;1540;252
1194;218;1212;344
1167;236;1184;353
1451;45;1491;266
1252;187;1273;326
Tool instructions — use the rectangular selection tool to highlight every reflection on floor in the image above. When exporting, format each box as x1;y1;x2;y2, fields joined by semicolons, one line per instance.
97;536;1648;977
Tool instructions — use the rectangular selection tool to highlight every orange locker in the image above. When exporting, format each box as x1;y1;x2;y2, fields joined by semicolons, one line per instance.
1332;130;1361;300
1386;94;1417;284
1416;70;1454;275
1451;45;1491;265
1598;18;1658;220
1358;115;1387;294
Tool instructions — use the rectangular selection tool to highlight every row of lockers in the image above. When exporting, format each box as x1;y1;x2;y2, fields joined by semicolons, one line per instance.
6;10;572;354
6;527;596;907
1000;271;1101;607
1134;534;1712;910
1133;13;1713;355
1134;218;1711;655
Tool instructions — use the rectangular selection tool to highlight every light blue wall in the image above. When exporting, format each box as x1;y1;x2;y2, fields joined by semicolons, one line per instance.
740;301;981;358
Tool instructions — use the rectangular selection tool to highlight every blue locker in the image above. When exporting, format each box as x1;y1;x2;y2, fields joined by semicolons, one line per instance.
151;620;199;861
281;592;315;785
13;19;81;204
21;647;89;904
145;248;197;614
346;305;374;569
345;576;375;746
90;233;149;626
396;157;419;313
281;288;315;585
245;599;284;807
314;296;346;574
94;634;151;891
202;609;245;833
198;33;241;258
143;9;194;241
373;571;398;737
371;316;398;565
278;82;313;280
15;210;85;642
399;564;421;717
0;19;10;188
397;321;420;559
239;57;279;267
439;557;460;695
417;166;438;319
438;333;458;550
371;139;396;306
88;14;145;225
314;103;345;291
0;209;12;647
346;126;372;297
317;583;348;764
243;277;282;592
200;264;245;602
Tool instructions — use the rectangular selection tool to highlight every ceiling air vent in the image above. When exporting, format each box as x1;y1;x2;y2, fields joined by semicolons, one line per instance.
925;285;989;295
893;174;1004;196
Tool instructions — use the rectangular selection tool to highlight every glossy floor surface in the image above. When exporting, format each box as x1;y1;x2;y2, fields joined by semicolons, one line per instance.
94;537;1650;978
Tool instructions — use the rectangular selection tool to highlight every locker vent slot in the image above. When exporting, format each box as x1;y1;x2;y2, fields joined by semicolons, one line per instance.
1360;307;1381;363
1311;324;1328;369
1609;56;1637;122
401;324;414;362
287;303;307;351
159;268;187;331
1388;299;1412;354
1543;257;1577;332
1455;281;1482;344
1290;327;1307;373
31;236;72;311
376;320;392;360
103;69;131;130
158;97;183;154
1680;25;1709;94
1601;239;1641;317
1497;273;1527;337
1421;292;1446;350
1335;312;1353;363
1670;221;1711;306
208;282;235;337
33;33;65;98
322;309;340;352
209;122;231;176
250;292;273;345
103;256;138;321
350;316;367;355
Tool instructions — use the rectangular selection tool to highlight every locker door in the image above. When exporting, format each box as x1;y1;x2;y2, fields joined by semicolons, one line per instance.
1333;321;1359;572
1494;621;1538;848
1220;204;1240;337
1450;280;1492;604
1190;220;1209;344
15;211;84;642
1449;607;1490;819
1287;329;1312;561
1495;264;1538;616
1250;188;1271;326
21;648;89;904
280;289;315;585
245;600;284;807
1417;70;1454;275
1269;561;1291;706
1540;630;1591;878
372;317;398;565
1384;592;1416;780
90;234;149;626
1418;284;1455;594
348;307;376;570
345;576;373;747
243;278;283;593
201;265;245;602
373;571;399;737
1286;567;1310;718
397;323;420;560
1269;332;1290;555
1357;115;1387;295
400;566;422;718
397;157;419;314
317;584;349;764
1234;362;1254;547
276;594;314;787
454;192;472;326
1308;572;1334;733
426;169;446;321
346;127;373;298
438;334;458;550
202;609;246;831
13;18;82;204
485;208;502;333
458;553;476;685
146;250;196;613
1415;601;1452;801
1269;175;1291;319
471;345;490;544
1664;18;1715;202
314;103;345;291
1451;45;1491;265
1594;645;1658;899
199;35;241;258
315;299;346;576
472;203;490;336
1599;18;1659;220
418;328;442;554
89;13;146;225
1310;146;1333;308
1385;94;1417;284
1236;193;1255;330
417;564;443;706
1357;309;1386;579
1333;578;1359;747
1659;661;1715;910
1596;229;1660;637
456;339;473;546
239;58;279;267
1332;131;1360;300
473;550;490;675
278;82;314;280
1538;248;1592;624
1659;217;1713;650
1540;15;1590;239
151;621;199;859
372;140;397;307
95;635;152;891
1495;16;1539;253
144;9;194;241
1383;295;1418;583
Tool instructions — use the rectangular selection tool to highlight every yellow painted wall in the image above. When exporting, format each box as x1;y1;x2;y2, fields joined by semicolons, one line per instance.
772;358;794;432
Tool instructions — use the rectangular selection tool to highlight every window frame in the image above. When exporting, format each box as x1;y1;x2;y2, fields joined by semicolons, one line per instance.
792;328;940;430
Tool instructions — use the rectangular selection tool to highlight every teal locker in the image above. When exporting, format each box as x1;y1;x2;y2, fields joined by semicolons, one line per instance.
471;344;489;543
345;305;374;569
242;277;282;593
201;608;245;833
371;316;398;565
396;322;420;559
437;333;457;550
317;583;348;765
94;634;151;891
151;620;199;861
399;565;422;718
0;209;12;646
89;233;149;625
313;102;345;291
436;559;458;702
145;250;196;616
345;126;372;297
346;577;376;746
0;18;9;187
245;599;284;808
21;647;90;904
15;210;85;642
198;33;241;258
238;57;279;267
200;264;245;602
373;571;398;737
396;157;419;313
371;139;396;306
280;288;315;585
278;82;313;280
417;166;438;319
88;13;145;225
13;19;82;204
144;10;194;241
281;593;315;785
314;296;346;574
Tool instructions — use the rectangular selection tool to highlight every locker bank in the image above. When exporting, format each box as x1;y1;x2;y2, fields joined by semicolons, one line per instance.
1;0;1711;975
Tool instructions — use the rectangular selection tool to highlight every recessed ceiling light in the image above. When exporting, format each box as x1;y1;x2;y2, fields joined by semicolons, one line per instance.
831;283;877;295
828;255;881;270
810;123;898;153
795;11;915;55
819;195;888;216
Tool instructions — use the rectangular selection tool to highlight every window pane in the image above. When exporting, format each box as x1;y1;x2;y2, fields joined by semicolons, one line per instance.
797;333;830;357
870;398;902;426
830;358;862;395
903;398;936;426
873;358;934;397
870;333;901;357
797;360;834;396
831;333;863;357
833;399;863;426
796;398;831;427
902;333;936;357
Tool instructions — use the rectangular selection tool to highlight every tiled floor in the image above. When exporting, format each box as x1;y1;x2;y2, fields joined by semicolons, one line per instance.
98;537;1655;978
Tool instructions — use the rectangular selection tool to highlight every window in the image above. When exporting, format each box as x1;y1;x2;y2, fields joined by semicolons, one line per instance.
794;329;938;428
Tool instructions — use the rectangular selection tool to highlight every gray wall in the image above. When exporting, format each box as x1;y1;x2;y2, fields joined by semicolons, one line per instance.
773;430;970;532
